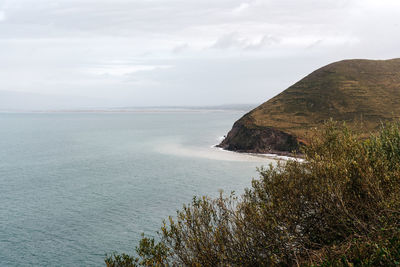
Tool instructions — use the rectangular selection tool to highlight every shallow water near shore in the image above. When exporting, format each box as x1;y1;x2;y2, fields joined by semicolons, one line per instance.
0;111;275;266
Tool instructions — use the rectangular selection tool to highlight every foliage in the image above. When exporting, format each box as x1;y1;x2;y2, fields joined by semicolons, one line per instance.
106;121;400;266
105;234;169;267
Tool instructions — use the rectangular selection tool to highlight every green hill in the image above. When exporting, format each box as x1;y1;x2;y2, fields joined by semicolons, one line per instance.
218;58;400;154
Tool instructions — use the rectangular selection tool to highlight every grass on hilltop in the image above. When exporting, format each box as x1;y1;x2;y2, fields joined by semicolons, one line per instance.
238;59;400;141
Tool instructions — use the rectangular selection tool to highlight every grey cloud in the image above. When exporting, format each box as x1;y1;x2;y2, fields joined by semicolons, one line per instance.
211;33;244;49
172;44;190;54
244;35;281;50
211;33;280;50
0;0;399;109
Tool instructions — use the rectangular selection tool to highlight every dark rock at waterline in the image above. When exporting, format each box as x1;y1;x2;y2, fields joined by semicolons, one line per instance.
217;121;303;155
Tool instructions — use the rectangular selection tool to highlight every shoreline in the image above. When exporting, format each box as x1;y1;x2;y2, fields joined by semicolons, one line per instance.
211;145;304;162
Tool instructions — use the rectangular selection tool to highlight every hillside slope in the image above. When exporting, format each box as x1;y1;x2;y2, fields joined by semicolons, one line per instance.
218;58;400;154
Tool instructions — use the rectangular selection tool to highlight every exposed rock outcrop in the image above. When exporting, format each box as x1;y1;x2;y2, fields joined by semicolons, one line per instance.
217;121;302;154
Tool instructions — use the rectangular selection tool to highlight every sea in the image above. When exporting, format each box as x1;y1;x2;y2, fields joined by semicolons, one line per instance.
0;110;276;266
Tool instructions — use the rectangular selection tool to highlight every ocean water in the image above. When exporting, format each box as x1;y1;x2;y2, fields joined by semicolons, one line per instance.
0;111;275;266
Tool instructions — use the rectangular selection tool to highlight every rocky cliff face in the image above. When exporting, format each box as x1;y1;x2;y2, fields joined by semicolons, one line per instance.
217;121;302;154
219;58;400;154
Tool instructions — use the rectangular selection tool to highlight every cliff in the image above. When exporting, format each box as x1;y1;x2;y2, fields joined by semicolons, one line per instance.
218;58;400;153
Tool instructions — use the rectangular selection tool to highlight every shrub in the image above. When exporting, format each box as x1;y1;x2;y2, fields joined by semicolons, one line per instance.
106;121;400;266
105;234;169;267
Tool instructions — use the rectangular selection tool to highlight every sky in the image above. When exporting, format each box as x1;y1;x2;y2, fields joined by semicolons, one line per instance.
0;0;399;109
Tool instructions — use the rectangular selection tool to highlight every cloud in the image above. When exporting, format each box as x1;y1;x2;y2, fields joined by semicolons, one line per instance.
211;33;245;49
211;33;281;50
0;0;399;108
245;35;281;50
0;10;5;21
232;3;250;14
172;44;190;54
85;64;173;76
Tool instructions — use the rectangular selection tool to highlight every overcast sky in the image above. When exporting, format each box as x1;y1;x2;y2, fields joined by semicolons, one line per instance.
0;0;399;109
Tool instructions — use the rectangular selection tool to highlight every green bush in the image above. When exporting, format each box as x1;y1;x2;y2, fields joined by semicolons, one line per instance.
106;121;400;266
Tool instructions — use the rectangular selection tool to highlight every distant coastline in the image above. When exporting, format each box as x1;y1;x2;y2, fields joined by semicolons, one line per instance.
0;104;257;114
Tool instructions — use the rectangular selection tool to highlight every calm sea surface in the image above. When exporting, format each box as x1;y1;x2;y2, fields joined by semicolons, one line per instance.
0;111;274;266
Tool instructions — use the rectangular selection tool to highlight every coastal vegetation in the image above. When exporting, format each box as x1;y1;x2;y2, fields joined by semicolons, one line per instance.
106;121;400;266
219;58;400;154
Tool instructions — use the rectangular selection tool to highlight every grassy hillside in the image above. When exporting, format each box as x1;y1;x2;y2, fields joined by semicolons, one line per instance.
220;58;400;152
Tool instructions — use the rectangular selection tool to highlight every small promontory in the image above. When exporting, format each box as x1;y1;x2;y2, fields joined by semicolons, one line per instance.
218;58;400;154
